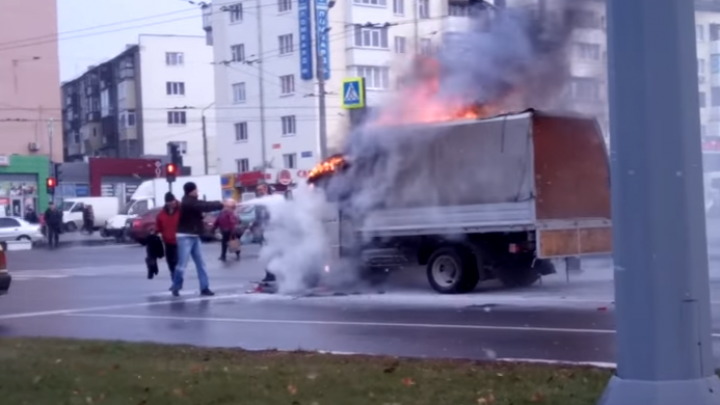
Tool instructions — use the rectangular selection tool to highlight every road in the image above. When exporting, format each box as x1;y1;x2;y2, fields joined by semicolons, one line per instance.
1;221;720;366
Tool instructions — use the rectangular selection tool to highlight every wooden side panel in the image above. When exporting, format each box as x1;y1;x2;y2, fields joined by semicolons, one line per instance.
532;116;611;220
537;227;613;257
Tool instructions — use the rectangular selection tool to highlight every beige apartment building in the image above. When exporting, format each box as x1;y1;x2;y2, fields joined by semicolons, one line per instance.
0;0;63;163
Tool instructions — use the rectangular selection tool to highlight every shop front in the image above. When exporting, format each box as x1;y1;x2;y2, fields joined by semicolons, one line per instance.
0;154;50;217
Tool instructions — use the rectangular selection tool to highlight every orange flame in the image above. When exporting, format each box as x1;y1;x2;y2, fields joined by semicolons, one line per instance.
307;155;346;183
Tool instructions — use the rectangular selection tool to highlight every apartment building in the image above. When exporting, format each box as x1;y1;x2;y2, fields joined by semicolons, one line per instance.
61;35;217;175
0;1;62;215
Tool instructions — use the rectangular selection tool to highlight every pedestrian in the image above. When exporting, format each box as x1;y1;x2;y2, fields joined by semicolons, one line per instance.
24;207;39;224
82;205;95;234
155;192;180;288
171;182;224;297
215;199;239;261
43;202;62;249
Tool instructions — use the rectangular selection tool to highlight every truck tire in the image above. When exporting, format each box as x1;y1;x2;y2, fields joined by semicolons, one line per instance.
426;247;480;294
496;255;541;288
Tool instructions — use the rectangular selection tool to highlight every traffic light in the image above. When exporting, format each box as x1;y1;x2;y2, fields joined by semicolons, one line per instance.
165;163;177;183
46;177;56;194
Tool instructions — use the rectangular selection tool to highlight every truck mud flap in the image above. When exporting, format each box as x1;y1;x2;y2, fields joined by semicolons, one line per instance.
536;226;612;258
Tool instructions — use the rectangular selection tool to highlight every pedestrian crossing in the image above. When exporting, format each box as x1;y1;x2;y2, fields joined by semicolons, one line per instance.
11;266;143;281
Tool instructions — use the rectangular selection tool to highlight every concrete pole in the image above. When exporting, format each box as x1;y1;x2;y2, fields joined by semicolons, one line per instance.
47;118;54;203
598;0;720;403
255;0;268;173
201;114;208;175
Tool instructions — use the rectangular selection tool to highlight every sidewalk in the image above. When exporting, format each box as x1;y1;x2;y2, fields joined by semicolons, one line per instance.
34;232;121;248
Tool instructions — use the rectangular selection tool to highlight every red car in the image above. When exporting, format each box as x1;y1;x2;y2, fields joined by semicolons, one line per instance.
128;208;162;245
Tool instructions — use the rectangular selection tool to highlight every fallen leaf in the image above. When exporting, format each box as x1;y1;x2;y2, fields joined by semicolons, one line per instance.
287;384;298;395
85;397;93;404
191;365;203;373
32;376;42;384
401;377;415;387
55;359;62;364
531;392;545;402
478;398;488;405
496;373;504;377
172;388;184;397
306;373;318;380
112;365;121;370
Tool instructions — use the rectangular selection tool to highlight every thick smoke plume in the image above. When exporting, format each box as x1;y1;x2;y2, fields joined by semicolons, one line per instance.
253;1;579;293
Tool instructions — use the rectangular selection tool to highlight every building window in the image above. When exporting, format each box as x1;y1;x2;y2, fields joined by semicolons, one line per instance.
393;0;404;15
569;10;600;29
281;115;296;135
353;0;386;5
394;36;406;53
166;81;185;95
354;26;389;49
419;38;432;54
356;66;390;89
574;42;600;61
699;59;706;75
237;158;250;173
569;77;600;101
279;34;294;55
417;0;429;18
229;3;243;22
165;52;184;66
234;122;248;141
232;82;246;103
280;74;295;94
701;91;707;108
167;111;187;125
449;4;469;16
127;110;136;127
712;55;720;74
278;0;292;12
283;153;297;169
698;24;705;42
712;87;720;106
231;44;245;62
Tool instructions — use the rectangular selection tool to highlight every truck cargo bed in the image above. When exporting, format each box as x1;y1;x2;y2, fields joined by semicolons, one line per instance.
359;201;535;237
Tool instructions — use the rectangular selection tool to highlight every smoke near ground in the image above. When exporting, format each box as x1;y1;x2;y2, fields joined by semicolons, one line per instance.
252;1;581;294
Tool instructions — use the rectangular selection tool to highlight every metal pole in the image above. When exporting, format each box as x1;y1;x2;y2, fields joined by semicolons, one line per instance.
201;113;209;174
47;118;54;204
255;0;268;173
599;0;720;402
314;0;328;160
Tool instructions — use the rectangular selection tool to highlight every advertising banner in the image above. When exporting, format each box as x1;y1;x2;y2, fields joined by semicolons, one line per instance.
298;0;314;80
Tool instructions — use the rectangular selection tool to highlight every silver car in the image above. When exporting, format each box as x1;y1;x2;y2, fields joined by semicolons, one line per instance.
0;217;44;242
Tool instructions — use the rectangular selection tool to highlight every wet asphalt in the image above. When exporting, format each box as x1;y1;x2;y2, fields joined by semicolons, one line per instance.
1;221;720;365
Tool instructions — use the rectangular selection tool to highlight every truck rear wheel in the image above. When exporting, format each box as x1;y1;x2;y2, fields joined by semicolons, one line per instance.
426;247;480;294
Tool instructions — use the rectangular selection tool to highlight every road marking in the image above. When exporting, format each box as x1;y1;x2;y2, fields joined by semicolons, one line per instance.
64;313;617;334
60;313;720;339
497;358;617;369
0;294;245;320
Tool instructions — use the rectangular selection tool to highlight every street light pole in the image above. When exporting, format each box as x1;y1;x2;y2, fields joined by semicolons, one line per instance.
599;0;720;403
201;102;214;175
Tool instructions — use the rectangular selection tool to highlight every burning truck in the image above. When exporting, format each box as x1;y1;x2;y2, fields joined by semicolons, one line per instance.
307;109;612;294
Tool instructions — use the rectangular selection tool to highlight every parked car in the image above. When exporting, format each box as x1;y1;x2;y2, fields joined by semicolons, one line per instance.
128;208;162;245
0;217;44;242
0;241;10;295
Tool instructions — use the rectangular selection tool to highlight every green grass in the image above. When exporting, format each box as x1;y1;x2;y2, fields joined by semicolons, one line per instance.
0;338;612;405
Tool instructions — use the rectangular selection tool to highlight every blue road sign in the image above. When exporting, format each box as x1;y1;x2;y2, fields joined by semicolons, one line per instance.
298;0;313;80
315;0;330;80
341;77;365;109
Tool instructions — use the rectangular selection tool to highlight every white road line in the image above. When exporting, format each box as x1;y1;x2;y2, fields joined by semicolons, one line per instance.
0;294;244;320
64;313;617;334
497;358;617;369
60;313;720;339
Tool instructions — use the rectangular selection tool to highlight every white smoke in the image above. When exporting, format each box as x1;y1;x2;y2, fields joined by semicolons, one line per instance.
244;185;330;294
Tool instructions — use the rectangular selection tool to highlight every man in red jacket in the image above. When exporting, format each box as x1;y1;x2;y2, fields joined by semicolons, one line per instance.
155;192;180;285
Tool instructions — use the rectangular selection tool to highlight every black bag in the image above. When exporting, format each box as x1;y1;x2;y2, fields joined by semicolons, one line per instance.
146;257;159;279
146;234;165;259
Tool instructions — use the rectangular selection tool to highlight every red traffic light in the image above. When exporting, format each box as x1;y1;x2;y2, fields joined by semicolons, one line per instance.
46;177;56;187
167;164;176;174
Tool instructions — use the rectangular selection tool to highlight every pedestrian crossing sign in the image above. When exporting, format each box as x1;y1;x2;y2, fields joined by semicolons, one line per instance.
341;77;365;109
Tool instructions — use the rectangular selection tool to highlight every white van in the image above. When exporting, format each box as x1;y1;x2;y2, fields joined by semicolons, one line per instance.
61;197;121;232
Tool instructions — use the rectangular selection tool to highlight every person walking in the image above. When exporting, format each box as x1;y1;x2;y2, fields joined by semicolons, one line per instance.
171;182;224;297
155;192;180;288
43;202;62;249
215;199;239;261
